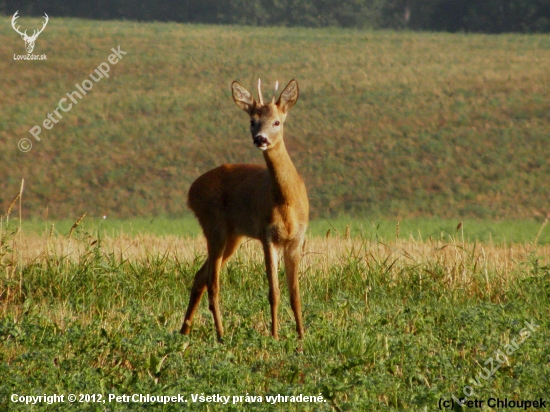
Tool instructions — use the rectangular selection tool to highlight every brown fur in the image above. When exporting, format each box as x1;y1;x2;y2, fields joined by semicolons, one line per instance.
180;80;309;341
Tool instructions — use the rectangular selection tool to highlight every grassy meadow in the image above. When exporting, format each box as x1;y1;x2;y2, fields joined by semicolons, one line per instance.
2;16;550;411
1;214;550;410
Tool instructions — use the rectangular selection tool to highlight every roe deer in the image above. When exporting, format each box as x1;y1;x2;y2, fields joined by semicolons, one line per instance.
180;79;309;341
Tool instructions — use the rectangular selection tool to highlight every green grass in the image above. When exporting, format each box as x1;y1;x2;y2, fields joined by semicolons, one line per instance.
16;215;550;245
1;229;549;410
1;19;549;220
309;216;550;245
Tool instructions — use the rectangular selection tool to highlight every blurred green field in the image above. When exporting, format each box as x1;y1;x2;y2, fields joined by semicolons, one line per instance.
1;18;549;221
17;215;550;245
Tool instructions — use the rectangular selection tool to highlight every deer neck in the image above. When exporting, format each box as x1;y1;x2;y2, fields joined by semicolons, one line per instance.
263;140;301;205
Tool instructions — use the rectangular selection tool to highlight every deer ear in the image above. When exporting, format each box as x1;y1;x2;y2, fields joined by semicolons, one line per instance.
232;81;255;114
277;79;299;114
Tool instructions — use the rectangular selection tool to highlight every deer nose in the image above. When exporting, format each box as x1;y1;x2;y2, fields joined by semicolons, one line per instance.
253;135;269;148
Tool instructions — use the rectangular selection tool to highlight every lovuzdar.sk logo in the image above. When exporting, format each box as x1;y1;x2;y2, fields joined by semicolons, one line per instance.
11;10;49;61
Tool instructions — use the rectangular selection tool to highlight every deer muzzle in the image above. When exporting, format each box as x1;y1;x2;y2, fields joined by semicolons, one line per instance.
253;135;269;150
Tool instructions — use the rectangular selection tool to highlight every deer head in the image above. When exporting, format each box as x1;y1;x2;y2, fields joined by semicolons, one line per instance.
232;79;299;151
12;11;49;54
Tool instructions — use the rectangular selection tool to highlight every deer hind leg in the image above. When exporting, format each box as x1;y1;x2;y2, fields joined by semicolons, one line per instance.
263;241;280;339
181;231;241;338
205;237;228;342
180;260;209;335
284;238;305;339
208;235;242;341
221;235;242;266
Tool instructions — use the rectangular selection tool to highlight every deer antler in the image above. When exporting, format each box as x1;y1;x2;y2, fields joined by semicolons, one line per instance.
257;78;264;106
11;11;48;40
32;13;49;39
271;81;279;103
11;11;27;37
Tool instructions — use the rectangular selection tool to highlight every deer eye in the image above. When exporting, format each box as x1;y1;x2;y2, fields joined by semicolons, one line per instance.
274;121;280;127
250;120;255;127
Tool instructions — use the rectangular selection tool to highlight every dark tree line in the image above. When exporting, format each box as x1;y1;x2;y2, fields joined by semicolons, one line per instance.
3;0;550;33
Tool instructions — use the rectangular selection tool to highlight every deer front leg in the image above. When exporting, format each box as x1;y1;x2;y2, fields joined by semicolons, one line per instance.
263;241;280;339
284;238;305;339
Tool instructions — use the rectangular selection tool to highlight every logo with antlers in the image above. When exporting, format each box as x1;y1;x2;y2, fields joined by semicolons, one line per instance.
11;11;49;54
